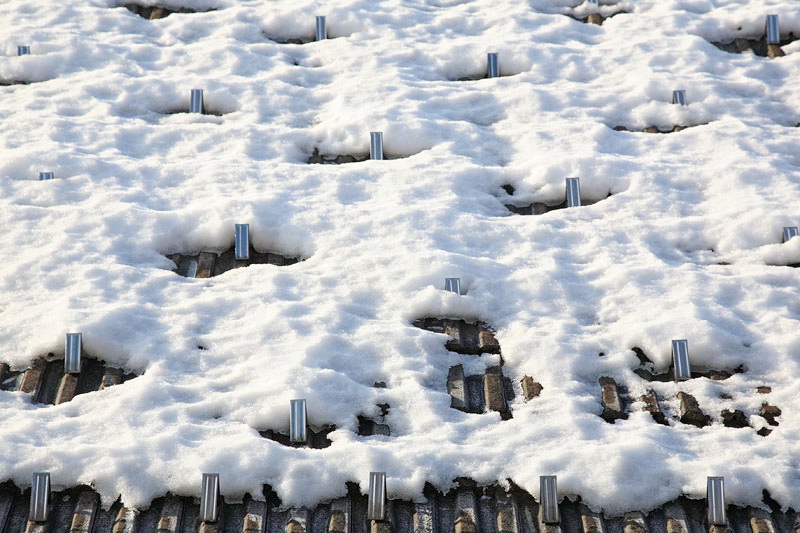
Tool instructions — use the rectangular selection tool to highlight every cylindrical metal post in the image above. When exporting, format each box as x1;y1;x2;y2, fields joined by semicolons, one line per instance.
540;475;559;524
765;14;780;44
234;223;250;260
316;16;327;41
707;477;727;526
672;90;687;106
370;132;384;160
190;89;204;114
289;399;308;443
487;53;499;78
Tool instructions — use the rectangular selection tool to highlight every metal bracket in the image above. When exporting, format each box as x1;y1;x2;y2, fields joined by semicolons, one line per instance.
186;259;199;278
539;475;559;524
707;477;726;526
765;15;780;45
671;339;691;381
487;53;499;78
290;399;308;443
444;278;461;295
234;224;250;260
367;472;386;520
566;177;581;207
370;132;384;160
65;333;82;374
200;473;220;522
29;472;50;522
316;16;327;41
190;89;204;114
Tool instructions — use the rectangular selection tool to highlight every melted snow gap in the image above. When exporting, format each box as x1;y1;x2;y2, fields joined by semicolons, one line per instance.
263;16;346;44
413;318;512;419
265;35;317;45
121;3;215;20
264;33;340;45
612;123;709;134
711;34;796;58
357;394;392;438
306;149;416;164
450;71;522;82
167;248;303;278
260;427;335;449
260;402;391;448
0;355;139;406
674;246;800;269
501;183;611;216
764;260;800;268
412;318;500;356
595;348;780;435
565;10;627;25
630;346;744;383
163;106;230;117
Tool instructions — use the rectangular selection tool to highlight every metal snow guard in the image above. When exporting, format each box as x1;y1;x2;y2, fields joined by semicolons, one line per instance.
566;177;581;208
444;278;461;295
370;132;384;160
290;399;308;443
367;472;386;520
487;53;499;78
672;339;691;381
190;89;204;114
316;16;327;41
540;475;559;524
29;472;50;522
766;15;780;45
707;477;726;526
200;473;220;522
234;223;250;260
65;333;82;374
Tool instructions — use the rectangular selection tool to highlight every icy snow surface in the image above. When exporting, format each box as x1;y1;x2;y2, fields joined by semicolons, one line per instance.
0;0;799;516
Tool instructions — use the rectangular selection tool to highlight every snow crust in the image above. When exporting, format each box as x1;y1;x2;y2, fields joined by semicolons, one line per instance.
0;0;799;516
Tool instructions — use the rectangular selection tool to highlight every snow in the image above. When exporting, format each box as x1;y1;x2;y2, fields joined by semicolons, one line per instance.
0;0;799;517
